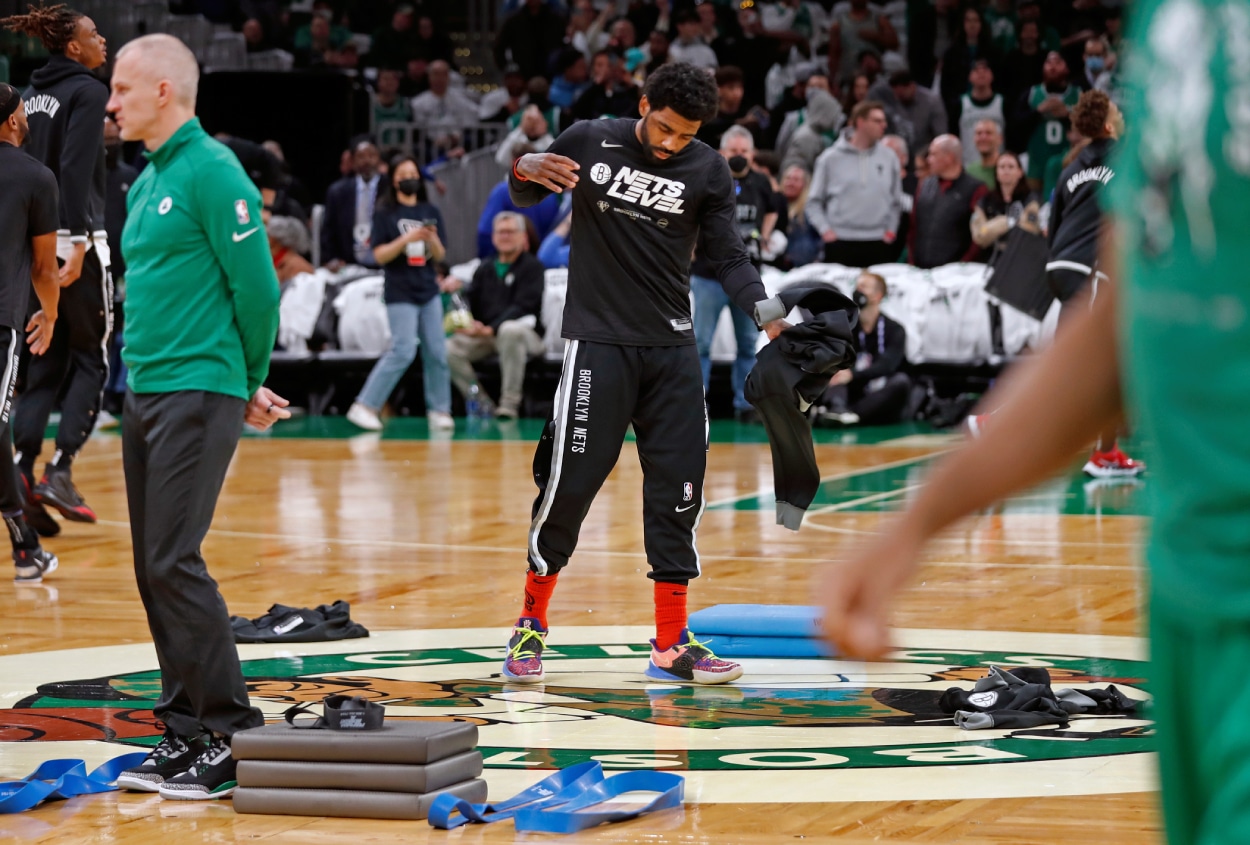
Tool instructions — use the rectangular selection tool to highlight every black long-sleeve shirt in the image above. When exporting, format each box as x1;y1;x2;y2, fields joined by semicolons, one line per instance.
23;55;108;242
466;250;546;335
508;118;769;346
1048;137;1116;273
851;313;907;388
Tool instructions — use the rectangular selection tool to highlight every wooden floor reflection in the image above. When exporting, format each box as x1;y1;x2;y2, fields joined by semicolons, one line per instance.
2;429;1158;843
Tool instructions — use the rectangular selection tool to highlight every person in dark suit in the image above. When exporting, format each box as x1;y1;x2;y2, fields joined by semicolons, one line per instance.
320;137;381;270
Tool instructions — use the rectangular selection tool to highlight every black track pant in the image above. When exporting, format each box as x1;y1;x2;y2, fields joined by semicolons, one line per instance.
14;247;111;474
123;389;263;739
528;340;708;584
0;329;28;519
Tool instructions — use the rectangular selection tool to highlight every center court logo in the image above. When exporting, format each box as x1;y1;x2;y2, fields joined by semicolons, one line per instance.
0;628;1154;802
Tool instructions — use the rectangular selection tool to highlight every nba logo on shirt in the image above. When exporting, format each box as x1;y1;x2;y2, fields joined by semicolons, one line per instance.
235;199;250;225
682;482;693;502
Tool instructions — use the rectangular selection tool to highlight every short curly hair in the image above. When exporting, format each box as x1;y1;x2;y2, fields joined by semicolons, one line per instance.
642;62;719;125
1071;89;1113;140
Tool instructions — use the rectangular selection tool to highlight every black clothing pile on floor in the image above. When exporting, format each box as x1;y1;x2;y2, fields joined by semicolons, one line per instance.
940;665;1140;730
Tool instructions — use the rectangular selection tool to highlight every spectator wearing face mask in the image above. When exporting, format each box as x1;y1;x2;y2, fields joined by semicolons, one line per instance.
690;126;777;423
815;272;911;426
346;155;452;432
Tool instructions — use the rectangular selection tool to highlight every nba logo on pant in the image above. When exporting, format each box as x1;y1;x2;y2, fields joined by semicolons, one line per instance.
682;482;693;502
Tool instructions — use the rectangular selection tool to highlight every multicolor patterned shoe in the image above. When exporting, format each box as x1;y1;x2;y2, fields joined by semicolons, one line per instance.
502;617;547;684
645;629;743;685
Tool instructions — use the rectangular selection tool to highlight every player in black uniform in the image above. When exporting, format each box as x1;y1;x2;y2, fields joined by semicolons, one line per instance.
501;63;789;685
1046;90;1143;479
2;4;109;530
0;84;64;583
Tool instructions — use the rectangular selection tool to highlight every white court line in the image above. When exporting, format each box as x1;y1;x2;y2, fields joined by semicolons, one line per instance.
91;519;1143;567
706;451;945;507
804;484;924;515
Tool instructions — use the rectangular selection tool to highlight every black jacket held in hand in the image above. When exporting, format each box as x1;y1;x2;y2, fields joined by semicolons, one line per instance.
745;283;859;531
23;55;108;241
507;118;769;347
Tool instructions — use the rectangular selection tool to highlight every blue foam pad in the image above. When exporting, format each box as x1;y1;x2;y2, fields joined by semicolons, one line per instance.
688;604;822;638
702;634;835;658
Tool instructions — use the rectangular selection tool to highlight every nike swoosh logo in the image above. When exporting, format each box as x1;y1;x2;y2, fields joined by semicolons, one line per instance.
601;141;623;148
232;227;259;242
675;503;697;513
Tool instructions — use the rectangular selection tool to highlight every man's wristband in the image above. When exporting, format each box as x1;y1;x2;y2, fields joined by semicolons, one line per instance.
754;295;786;328
512;159;529;182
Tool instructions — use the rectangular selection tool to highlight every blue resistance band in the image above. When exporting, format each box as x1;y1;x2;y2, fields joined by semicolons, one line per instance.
0;752;149;814
427;760;605;829
513;770;685;834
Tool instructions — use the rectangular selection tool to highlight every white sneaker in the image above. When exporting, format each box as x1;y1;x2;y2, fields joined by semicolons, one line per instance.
95;410;121;430
427;411;455;431
346;402;383;431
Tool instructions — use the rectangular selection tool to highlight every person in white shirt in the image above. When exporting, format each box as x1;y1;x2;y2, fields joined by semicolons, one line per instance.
411;59;479;143
667;8;718;70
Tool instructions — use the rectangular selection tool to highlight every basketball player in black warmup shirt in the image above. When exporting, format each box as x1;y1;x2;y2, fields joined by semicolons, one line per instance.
0;84;64;583
501;63;789;685
2;4;110;530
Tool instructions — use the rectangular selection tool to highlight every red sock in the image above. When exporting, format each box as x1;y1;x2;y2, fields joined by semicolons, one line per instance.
654;582;688;651
522;572;558;628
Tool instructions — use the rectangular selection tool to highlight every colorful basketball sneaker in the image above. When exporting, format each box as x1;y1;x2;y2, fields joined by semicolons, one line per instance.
646;629;743;685
502;617;547;684
1083;447;1146;478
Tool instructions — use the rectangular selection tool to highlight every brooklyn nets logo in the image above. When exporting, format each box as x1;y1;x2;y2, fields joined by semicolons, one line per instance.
0;627;1154;802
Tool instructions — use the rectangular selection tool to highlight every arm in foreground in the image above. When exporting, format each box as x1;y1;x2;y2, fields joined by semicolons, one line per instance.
819;232;1126;659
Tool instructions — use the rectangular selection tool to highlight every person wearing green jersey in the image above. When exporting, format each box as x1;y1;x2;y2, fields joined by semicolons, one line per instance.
1022;51;1080;195
105;34;289;802
820;1;1250;840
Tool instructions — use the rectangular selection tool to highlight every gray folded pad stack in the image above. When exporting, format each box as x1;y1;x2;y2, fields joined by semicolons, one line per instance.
232;721;487;819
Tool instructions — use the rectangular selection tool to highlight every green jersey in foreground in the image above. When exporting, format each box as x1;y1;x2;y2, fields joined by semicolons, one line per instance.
1112;0;1250;619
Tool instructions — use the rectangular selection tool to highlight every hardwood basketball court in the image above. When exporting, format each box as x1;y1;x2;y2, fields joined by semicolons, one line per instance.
2;418;1158;843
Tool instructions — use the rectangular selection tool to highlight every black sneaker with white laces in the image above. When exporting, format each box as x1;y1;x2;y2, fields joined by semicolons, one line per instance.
157;733;239;800
116;729;198;792
13;545;58;584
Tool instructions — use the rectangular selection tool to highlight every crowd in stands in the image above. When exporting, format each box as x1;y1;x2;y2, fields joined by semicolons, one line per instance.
16;0;1128;427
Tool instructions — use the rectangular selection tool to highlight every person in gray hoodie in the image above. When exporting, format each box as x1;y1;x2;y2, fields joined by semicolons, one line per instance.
779;87;844;178
806;100;901;267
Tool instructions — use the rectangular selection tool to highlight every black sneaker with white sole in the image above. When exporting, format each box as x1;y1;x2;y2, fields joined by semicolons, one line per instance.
116;730;198;792
157;733;239;800
13;546;58;583
34;469;97;523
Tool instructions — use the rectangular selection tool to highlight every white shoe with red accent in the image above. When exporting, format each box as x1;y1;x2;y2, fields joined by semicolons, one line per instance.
645;629;743;685
1083;447;1146;478
964;413;991;439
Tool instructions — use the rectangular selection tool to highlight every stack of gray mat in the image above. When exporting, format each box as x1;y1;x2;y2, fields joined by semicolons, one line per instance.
232;721;487;819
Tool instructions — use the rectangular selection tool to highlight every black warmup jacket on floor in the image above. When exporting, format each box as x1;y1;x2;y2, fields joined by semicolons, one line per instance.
1046;137;1116;299
508;117;778;583
23;55;108;243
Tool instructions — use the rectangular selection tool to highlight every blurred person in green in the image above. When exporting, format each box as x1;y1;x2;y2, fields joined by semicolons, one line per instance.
820;1;1250;841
